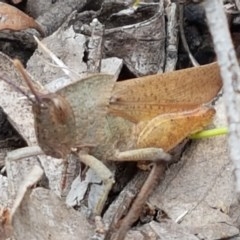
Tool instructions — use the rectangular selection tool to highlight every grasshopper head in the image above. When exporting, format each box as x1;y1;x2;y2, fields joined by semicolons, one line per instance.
32;93;76;159
7;59;77;158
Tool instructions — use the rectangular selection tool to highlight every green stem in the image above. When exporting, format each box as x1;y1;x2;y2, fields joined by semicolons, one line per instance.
190;127;228;139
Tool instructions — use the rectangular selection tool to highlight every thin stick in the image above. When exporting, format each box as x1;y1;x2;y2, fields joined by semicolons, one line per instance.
179;3;199;67
112;163;166;240
203;0;240;191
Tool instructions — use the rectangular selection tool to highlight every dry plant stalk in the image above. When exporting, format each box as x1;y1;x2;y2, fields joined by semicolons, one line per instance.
111;163;166;240
203;0;240;191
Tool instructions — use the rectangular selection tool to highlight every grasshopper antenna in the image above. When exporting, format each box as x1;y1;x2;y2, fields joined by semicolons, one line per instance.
0;73;35;104
12;59;42;104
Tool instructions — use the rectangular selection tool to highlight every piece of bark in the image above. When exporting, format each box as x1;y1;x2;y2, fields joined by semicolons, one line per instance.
164;2;179;72
103;2;165;76
67;2;166;76
70;1;165;76
27;0;89;36
87;19;104;72
86;169;146;240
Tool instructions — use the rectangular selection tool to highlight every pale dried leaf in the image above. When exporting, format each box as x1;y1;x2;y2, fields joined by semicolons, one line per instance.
66;168;101;207
5;147;66;197
126;220;199;240
27;27;88;86
12;188;94;239
10;165;43;219
34;35;79;80
0;2;44;36
5;152;40;199
27;27;123;88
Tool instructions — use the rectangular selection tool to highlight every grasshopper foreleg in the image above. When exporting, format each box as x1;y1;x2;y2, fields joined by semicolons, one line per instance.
78;151;115;216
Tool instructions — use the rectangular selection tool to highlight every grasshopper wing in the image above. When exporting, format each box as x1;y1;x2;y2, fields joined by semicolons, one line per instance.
109;62;222;123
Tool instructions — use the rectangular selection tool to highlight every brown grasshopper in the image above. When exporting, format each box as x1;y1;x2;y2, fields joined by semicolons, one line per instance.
6;60;222;215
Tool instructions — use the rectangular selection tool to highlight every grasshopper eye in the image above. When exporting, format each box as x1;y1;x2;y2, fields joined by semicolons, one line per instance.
54;104;67;122
51;96;71;125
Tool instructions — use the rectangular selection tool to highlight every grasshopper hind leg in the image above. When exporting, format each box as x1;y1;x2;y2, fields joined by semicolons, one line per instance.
115;148;171;162
115;107;214;162
137;107;215;152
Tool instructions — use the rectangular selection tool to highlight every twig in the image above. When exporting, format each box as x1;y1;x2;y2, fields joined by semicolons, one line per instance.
202;0;240;191
164;2;179;72
87;19;104;73
179;3;199;67
111;163;166;240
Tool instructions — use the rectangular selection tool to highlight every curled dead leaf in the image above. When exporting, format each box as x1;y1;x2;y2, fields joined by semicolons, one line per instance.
0;2;44;36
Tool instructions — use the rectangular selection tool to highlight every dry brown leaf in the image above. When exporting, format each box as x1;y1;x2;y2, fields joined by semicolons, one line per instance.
0;2;44;36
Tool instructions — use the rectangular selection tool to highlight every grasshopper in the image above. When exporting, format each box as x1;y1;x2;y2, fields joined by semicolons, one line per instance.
4;60;222;215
